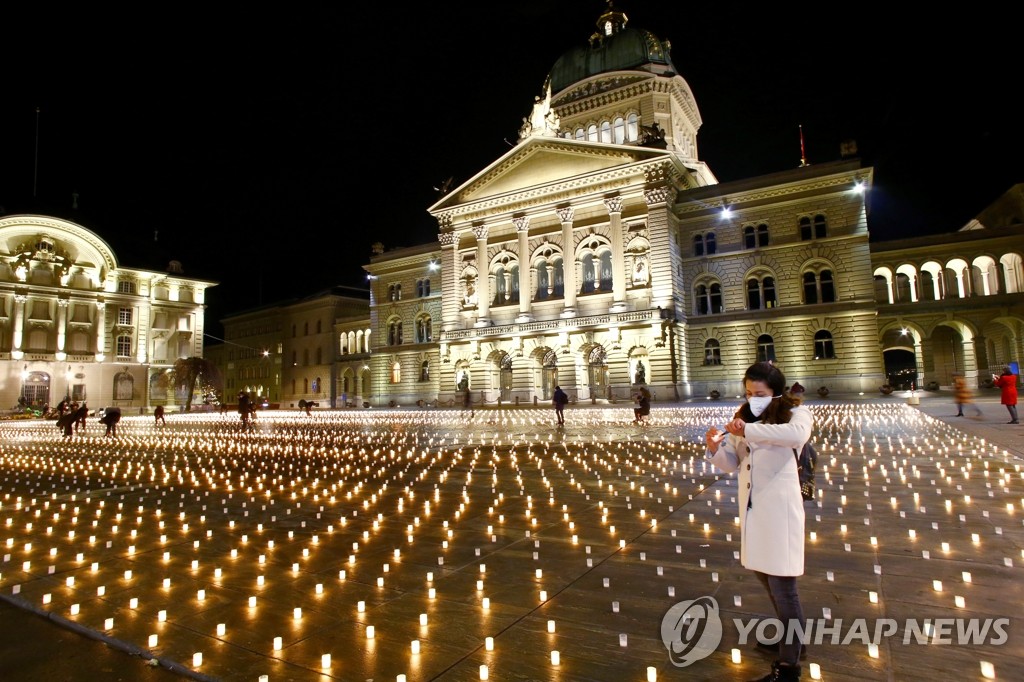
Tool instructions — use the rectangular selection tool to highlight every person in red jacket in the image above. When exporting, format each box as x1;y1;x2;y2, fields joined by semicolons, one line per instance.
992;367;1019;424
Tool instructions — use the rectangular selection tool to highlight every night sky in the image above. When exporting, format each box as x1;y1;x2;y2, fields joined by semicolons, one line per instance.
2;2;1020;338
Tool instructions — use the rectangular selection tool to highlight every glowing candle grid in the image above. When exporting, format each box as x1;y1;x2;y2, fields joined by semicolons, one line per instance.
0;403;1017;679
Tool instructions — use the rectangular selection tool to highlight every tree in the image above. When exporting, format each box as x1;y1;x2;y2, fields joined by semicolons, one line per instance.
172;357;223;412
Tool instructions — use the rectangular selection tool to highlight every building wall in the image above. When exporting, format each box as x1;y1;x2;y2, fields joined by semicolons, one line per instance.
0;215;215;411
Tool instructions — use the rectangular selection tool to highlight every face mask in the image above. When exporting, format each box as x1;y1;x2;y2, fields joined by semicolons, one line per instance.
748;395;777;417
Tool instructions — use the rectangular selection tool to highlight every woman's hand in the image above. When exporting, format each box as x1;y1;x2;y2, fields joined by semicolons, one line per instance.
705;427;725;452
724;418;747;437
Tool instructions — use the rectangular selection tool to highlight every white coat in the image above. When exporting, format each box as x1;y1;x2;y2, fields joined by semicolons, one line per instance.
708;405;812;577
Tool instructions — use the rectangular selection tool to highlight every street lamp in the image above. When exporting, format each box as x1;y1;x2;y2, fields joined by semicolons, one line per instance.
20;364;28;405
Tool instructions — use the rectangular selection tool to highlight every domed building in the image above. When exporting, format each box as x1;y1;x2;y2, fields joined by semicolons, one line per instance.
231;3;1021;410
0;214;216;413
358;3;883;406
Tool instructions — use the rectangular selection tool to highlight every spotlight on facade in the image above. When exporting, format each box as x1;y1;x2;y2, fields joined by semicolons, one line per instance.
720;206;733;219
852;180;866;194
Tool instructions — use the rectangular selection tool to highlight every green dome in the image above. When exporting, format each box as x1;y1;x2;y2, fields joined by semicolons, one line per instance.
548;11;676;94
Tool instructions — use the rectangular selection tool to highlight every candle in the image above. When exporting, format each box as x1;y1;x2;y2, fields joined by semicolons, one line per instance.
367;625;375;639
550;650;560;665
193;653;203;666
419;613;428;626
485;636;494;650
321;654;331;668
809;663;822;679
980;661;995;679
217;624;226;636
149;634;158;647
647;667;657;682
547;620;555;633
411;640;420;654
731;648;741;663
273;636;282;650
480;665;489;680
868;643;879;658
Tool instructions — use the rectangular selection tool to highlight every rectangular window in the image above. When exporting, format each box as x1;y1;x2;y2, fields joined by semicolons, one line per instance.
116;335;131;357
118;307;133;325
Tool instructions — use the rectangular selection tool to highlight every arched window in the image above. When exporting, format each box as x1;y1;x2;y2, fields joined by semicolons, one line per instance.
813;214;828;238
744;226;756;249
580;254;597;294
574;127;585;140
612;117;625;143
814;330;836;359
803;269;836;304
706;232;716;254
391;362;401;384
598;252;613;290
693;234;704;257
420;361;430;382
416;315;432;343
747;275;777;309
311;377;320;393
704;339;722;365
757;334;776;363
388;320;403;346
757;223;770;247
626;113;639;141
695;282;723;315
600;120;612;143
587;124;598;141
799;217;812;241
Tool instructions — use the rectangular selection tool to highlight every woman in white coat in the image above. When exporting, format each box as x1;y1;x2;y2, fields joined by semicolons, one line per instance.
705;362;812;682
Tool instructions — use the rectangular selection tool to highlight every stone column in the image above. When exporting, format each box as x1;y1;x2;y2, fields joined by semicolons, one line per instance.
605;196;627;312
12;294;26;357
558;207;576;317
473;225;490;326
437;219;459;332
56;298;69;359
95;298;107;361
514;216;533;322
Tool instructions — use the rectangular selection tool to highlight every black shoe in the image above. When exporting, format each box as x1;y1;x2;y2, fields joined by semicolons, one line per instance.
755;640;807;660
748;661;801;682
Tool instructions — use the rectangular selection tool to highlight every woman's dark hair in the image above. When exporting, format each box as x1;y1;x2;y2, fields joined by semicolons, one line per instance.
737;361;802;424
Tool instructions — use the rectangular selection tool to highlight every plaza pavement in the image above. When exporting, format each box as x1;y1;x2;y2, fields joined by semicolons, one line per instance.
0;389;1021;682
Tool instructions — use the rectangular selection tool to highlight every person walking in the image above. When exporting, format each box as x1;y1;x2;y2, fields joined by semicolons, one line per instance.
552;385;569;425
632;385;651;425
154;405;166;426
953;375;982;418
992;367;1019;424
705;361;812;682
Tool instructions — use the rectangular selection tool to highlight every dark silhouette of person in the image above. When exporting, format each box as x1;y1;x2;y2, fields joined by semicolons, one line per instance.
633;386;651;424
552;386;568;425
74;404;89;433
238;393;252;427
99;407;121;438
56;409;77;438
154;405;166;425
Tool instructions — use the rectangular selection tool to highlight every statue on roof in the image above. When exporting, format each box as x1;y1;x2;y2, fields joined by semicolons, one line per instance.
518;79;560;143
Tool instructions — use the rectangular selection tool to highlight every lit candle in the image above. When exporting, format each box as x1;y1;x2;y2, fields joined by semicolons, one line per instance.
480;665;489;680
321;654;331;668
980;661;995;679
550;650;560;665
149;634;158;647
216;624;226;636
419;613;428;626
411;640;420;654
809;662;821;679
367;625;375;639
647;667;657;682
193;653;203;666
485;636;494;650
273;636;282;651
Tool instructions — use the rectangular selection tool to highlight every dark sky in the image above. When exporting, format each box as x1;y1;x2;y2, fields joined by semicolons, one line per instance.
2;3;1020;338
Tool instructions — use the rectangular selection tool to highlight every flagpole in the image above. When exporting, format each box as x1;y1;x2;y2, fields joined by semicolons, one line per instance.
33;107;41;198
799;124;808;167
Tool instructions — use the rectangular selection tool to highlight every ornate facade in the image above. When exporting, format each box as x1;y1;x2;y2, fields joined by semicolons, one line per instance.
0;215;216;410
216;7;1022;406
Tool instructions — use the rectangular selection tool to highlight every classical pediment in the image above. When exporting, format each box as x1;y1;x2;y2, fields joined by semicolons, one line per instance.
430;138;671;212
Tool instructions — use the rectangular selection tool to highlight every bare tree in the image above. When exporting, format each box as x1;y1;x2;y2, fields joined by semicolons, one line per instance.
172;357;223;412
